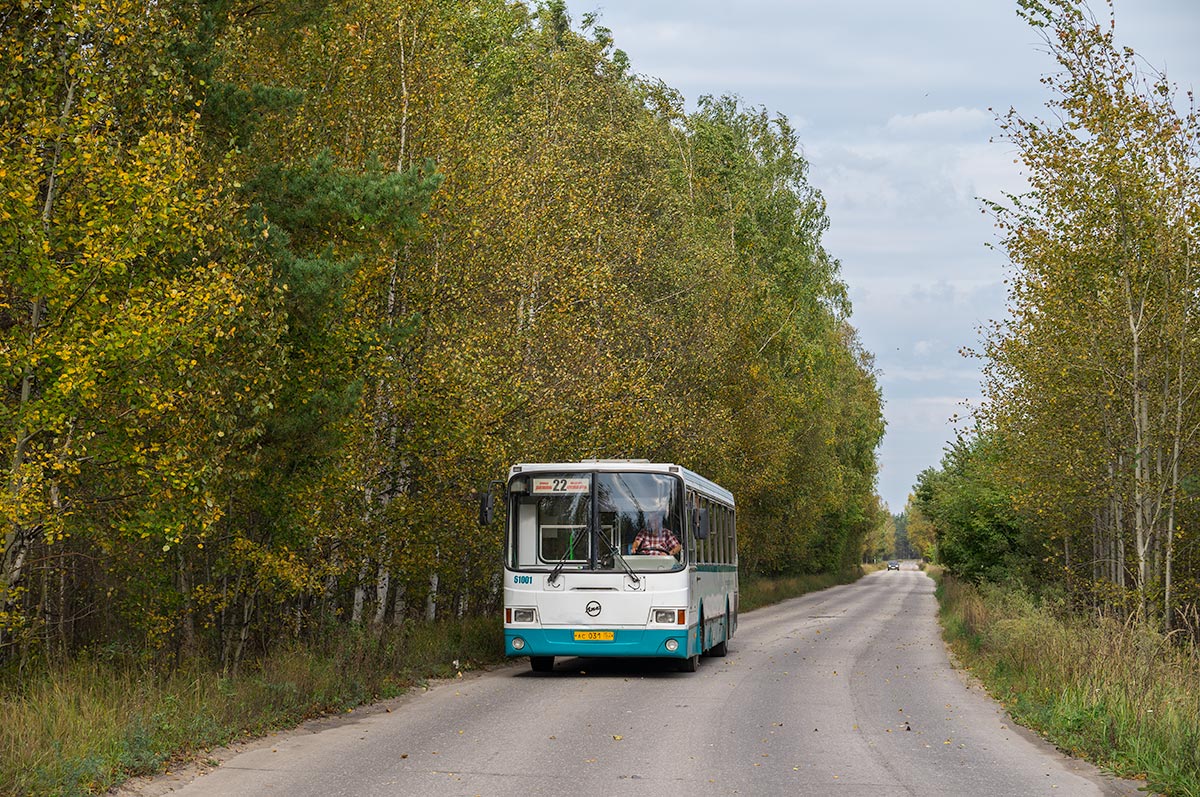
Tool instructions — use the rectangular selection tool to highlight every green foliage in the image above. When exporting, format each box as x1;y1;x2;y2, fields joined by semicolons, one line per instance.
1;0;883;680
920;0;1200;634
0;0;282;653
914;433;1033;584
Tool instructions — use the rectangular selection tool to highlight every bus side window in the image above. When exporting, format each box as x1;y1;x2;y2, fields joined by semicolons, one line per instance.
705;501;715;564
723;507;731;564
705;499;715;559
688;492;699;564
718;506;726;564
723;508;729;564
724;511;734;566
715;506;723;564
709;505;716;564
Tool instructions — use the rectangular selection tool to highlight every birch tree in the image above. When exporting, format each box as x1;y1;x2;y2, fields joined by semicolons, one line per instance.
0;0;275;653
982;0;1200;625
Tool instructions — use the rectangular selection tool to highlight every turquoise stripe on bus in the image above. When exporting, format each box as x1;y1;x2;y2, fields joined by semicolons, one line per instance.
505;627;696;659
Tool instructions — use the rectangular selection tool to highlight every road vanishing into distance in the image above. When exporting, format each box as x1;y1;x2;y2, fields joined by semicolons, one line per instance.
127;567;1147;797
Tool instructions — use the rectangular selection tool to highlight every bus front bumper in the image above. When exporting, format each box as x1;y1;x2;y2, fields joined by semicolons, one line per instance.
506;627;696;659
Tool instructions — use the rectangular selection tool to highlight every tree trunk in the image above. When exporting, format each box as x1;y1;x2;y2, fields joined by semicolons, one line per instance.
178;547;197;659
1127;286;1151;620
351;560;370;625
2;296;45;625
391;581;407;628
4;80;77;645
321;560;339;624
1164;238;1192;633
425;570;438;622
372;565;390;628
220;565;246;673
231;590;257;678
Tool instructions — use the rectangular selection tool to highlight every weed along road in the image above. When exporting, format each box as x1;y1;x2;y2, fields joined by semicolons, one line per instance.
136;569;1144;797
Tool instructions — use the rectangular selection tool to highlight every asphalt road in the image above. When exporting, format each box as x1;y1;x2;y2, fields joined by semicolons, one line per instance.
127;566;1147;796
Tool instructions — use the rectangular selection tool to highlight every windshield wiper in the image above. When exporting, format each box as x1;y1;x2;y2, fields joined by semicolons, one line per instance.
604;537;640;585
547;550;572;585
549;540;640;585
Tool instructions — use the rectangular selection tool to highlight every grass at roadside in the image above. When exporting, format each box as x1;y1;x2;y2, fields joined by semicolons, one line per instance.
935;573;1200;797
2;568;863;796
0;617;506;796
739;567;865;612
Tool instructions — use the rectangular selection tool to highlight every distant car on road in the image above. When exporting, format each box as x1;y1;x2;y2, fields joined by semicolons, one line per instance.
887;560;900;571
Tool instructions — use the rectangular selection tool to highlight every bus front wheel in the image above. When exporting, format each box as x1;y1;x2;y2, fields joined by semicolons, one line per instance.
530;656;554;673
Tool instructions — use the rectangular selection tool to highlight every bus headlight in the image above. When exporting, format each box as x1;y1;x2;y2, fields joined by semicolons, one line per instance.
512;608;536;623
653;609;676;624
665;639;679;652
512;637;525;650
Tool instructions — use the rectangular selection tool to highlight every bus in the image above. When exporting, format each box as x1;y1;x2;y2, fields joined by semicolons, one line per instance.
482;459;737;672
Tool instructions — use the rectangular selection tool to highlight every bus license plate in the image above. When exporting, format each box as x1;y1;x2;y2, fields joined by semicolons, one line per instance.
574;630;614;641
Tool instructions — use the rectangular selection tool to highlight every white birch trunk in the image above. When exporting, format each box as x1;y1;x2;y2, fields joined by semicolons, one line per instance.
425;571;438;622
351;561;370;625
3;81;76;636
372;565;390;627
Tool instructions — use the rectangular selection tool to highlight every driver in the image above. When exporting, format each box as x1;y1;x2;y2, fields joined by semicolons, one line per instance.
631;514;681;557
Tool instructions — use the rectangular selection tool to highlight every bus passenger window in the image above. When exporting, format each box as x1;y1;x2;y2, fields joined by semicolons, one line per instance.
721;508;730;564
716;507;725;564
727;511;734;562
713;507;722;564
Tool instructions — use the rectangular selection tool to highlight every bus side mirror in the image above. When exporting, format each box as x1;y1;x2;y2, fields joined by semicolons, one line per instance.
476;480;506;526
477;490;495;526
693;508;710;540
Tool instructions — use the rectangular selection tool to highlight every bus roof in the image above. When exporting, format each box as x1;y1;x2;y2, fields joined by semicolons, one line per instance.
509;460;734;507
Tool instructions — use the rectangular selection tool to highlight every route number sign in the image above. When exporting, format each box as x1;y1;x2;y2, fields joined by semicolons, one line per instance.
531;477;591;495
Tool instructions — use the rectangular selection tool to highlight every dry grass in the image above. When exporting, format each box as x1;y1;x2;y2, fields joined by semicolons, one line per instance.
740;568;863;612
937;575;1200;797
0;617;505;796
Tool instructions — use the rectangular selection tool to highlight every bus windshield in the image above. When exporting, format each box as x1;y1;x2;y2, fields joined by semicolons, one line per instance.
508;471;684;573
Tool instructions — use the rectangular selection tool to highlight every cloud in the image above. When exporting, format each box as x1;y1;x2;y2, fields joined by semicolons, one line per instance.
874;393;981;506
884;365;981;385
947;141;1027;204
885;107;992;135
896;395;978;423
565;0;1200;511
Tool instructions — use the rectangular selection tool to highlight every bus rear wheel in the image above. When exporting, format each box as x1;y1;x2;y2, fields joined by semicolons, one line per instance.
530;656;554;673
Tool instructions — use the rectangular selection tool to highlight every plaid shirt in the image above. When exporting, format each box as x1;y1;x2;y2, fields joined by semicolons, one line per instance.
633;526;680;556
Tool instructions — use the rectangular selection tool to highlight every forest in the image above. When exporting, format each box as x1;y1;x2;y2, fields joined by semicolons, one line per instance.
0;0;886;670
909;0;1200;641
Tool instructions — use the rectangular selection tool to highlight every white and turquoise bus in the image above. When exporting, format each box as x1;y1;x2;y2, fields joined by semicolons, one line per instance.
486;459;737;672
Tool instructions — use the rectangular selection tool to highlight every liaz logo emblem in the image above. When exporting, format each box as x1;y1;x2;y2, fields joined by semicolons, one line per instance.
585;601;602;617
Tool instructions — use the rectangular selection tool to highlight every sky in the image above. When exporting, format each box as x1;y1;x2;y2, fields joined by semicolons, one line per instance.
562;0;1200;512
